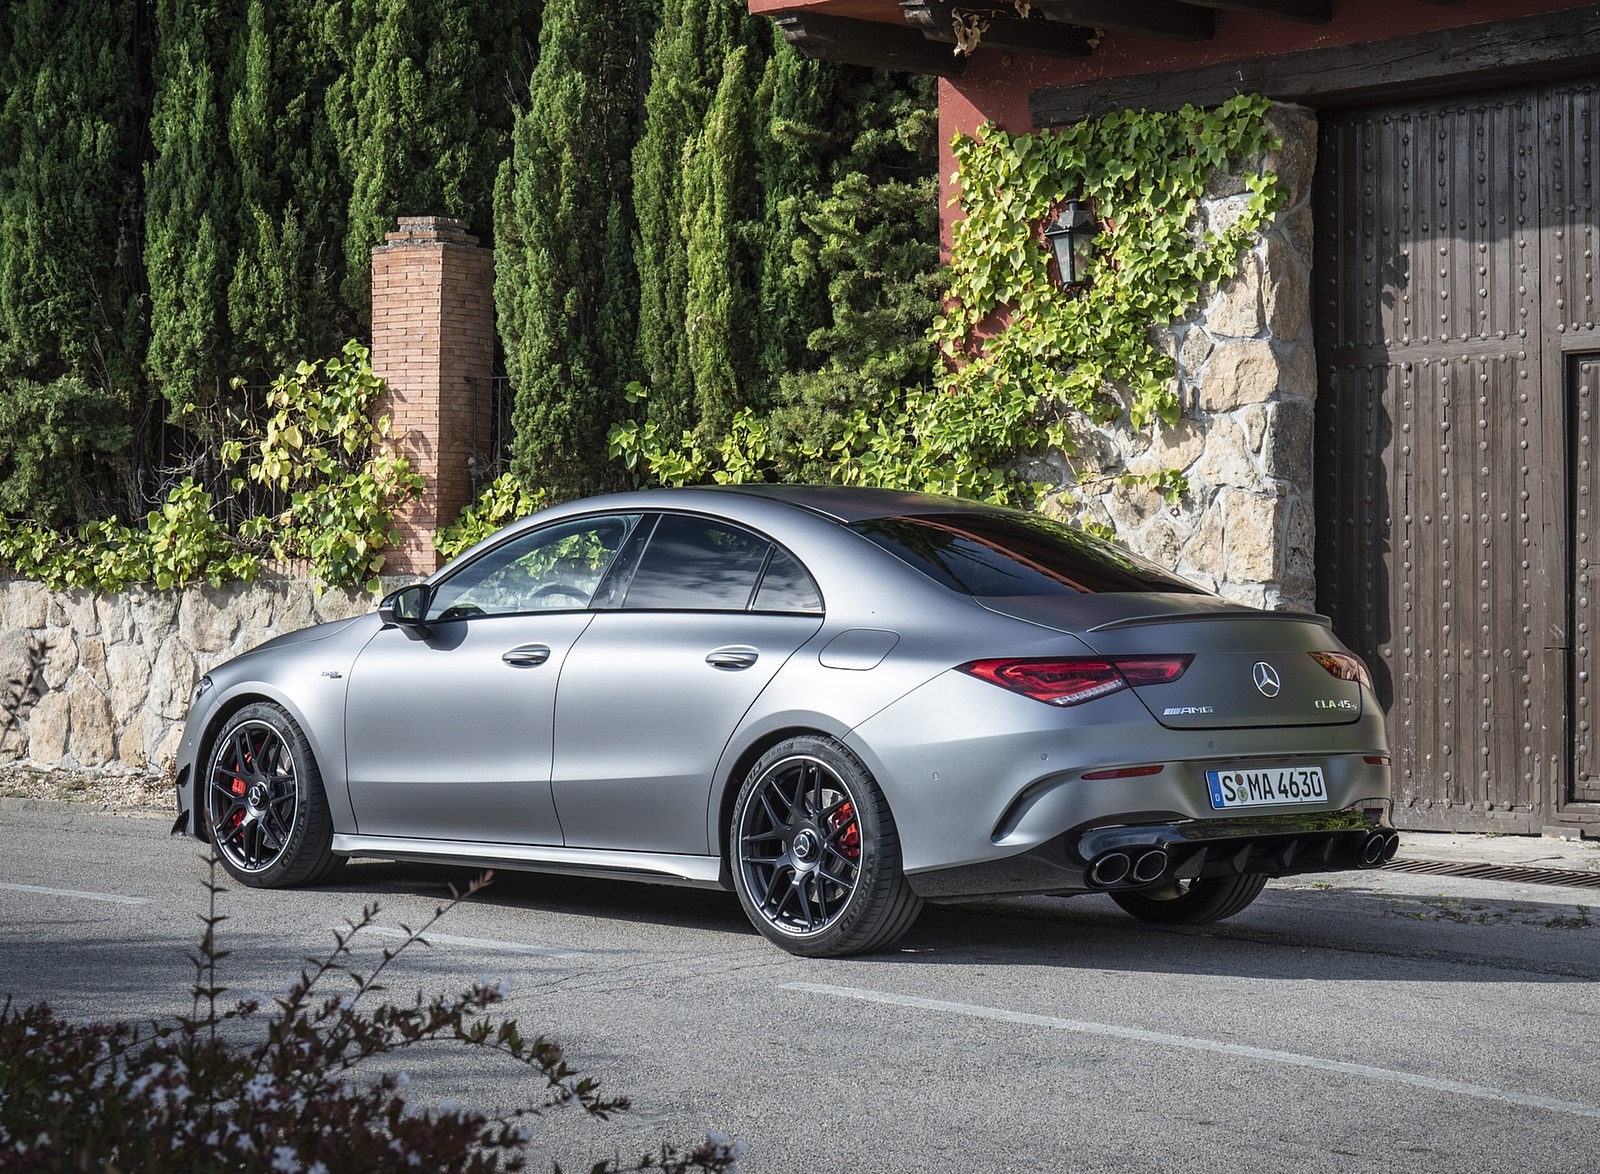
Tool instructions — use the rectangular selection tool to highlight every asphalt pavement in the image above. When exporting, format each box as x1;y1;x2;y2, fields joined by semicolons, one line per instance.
3;800;1598;1173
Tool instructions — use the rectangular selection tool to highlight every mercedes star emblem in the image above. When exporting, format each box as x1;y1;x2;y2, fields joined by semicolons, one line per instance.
1252;661;1281;698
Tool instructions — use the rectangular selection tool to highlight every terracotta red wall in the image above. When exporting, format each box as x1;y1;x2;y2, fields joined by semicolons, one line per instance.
930;0;1594;251
945;0;1595;135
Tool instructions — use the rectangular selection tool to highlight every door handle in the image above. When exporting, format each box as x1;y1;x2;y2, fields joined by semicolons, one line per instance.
706;646;759;670
502;644;551;667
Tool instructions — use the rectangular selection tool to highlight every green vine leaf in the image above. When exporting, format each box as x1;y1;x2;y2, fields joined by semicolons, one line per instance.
609;95;1284;512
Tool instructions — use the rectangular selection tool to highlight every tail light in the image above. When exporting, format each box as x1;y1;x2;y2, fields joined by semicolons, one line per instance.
1309;651;1373;690
958;656;1192;707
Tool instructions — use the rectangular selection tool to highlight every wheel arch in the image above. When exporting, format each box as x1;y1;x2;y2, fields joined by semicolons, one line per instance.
193;685;350;833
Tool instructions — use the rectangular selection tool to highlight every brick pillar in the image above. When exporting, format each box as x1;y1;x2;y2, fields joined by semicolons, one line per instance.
370;216;496;576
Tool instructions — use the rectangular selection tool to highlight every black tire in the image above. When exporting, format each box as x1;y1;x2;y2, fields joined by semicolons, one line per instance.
1109;873;1268;925
730;735;922;957
203;701;344;888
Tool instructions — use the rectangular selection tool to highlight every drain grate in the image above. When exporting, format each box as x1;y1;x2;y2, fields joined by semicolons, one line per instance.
1383;858;1600;890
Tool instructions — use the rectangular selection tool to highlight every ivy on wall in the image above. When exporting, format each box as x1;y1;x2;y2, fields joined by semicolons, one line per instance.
0;343;419;593
610;93;1284;507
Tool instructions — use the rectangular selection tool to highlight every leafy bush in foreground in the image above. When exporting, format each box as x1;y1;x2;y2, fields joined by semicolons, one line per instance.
0;863;742;1173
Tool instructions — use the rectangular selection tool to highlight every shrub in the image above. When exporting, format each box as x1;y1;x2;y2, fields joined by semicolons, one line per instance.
0;862;744;1173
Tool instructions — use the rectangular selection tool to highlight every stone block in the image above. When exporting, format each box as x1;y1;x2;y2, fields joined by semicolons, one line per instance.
1182;504;1226;578
1107;477;1165;532
0;582;48;630
149;640;198;720
1222;491;1284;581
1262;402;1315;482
28;691;70;763
80;637;110;689
1278;205;1314;271
1284;495;1317;584
1178;326;1214;385
1141;516;1185;570
1263;232;1311;342
1264;103;1318;207
1205;194;1255;241
0;629;42;712
1198;340;1279;411
118;709;164;772
128;589;180;652
1279;341;1317;402
106;643;153;725
97;594;133;643
315;588;373;624
70;688;115;767
1206;253;1264;339
40;632;78;691
1146;419;1208;472
1194;419;1260;491
151;721;186;774
179;588;240;654
276;586;316;635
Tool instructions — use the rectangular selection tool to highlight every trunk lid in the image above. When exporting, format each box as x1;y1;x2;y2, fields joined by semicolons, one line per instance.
977;594;1362;728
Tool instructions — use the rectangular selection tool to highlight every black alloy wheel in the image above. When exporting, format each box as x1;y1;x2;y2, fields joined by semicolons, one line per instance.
731;735;922;957
204;701;342;888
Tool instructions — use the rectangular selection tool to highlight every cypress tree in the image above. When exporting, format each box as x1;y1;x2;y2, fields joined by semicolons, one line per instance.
144;0;237;410
225;0;347;378
768;70;942;475
495;0;649;499
0;0;148;393
632;0;764;439
682;47;757;439
332;0;539;325
750;33;833;399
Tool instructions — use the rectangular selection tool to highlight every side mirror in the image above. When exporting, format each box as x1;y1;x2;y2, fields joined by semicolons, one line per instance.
378;583;431;636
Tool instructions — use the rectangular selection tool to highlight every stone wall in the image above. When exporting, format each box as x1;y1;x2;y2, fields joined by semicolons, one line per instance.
1052;103;1319;612
0;579;375;776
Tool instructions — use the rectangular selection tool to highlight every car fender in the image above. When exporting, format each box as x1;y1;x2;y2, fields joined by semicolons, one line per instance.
178;615;384;838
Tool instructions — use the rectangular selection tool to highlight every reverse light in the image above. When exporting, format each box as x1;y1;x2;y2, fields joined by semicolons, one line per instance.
958;656;1192;707
1309;651;1373;690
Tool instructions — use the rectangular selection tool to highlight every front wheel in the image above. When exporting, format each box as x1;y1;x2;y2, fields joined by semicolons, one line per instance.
204;701;344;888
730;736;922;957
1109;873;1268;925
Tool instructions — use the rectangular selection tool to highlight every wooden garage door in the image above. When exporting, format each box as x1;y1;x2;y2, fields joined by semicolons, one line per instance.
1315;82;1600;833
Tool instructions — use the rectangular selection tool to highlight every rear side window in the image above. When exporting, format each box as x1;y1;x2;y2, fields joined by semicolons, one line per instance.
752;547;822;613
624;516;771;610
623;515;824;613
849;512;1204;596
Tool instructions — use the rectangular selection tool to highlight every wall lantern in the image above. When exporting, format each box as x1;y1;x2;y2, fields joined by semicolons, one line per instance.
1043;199;1097;290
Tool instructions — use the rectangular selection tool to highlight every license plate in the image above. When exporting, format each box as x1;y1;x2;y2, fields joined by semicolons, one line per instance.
1205;765;1327;810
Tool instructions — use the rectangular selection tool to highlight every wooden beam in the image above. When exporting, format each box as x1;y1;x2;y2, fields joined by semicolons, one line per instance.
1032;0;1215;42
1180;0;1330;21
771;11;968;75
1031;7;1600;126
901;0;1094;57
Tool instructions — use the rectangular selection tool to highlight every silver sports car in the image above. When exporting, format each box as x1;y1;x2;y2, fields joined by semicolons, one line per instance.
172;486;1396;956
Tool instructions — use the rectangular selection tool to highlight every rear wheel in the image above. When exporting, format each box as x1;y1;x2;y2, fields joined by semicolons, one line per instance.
1109;873;1268;925
204;701;343;888
730;735;922;957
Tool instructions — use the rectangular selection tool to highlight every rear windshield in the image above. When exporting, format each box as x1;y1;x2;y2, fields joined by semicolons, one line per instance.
849;512;1205;597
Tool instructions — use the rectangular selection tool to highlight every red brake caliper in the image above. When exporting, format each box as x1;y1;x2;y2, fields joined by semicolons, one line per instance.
829;802;860;859
227;743;249;827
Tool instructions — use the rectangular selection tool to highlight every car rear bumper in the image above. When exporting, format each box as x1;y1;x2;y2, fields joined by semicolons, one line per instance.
907;803;1397;900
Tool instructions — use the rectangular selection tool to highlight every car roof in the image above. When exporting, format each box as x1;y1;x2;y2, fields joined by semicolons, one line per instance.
704;484;1008;524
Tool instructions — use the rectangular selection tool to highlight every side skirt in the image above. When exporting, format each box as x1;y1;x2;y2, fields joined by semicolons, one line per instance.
330;834;728;890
